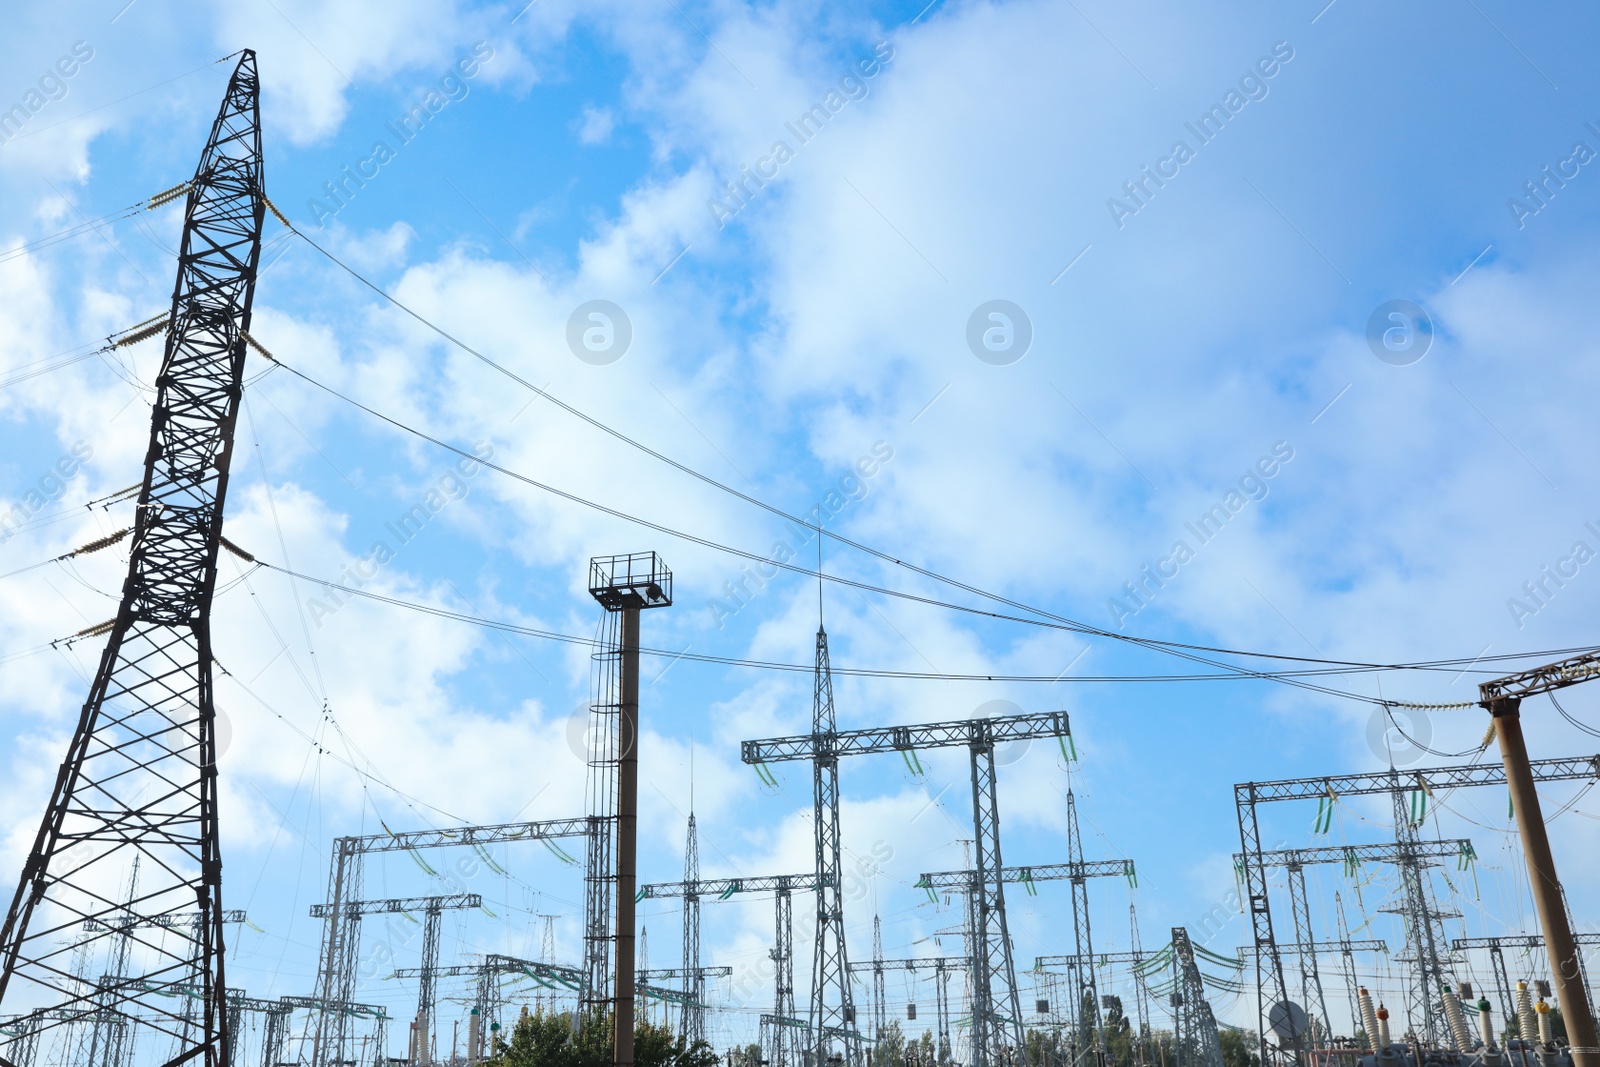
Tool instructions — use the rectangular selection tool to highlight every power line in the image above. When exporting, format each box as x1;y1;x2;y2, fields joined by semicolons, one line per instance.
238;556;1593;700
272;226;1491;687
248;346;1600;703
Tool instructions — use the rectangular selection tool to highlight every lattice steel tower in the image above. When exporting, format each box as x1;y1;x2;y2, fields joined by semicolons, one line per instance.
810;622;857;1067
680;814;704;1045
0;51;264;1067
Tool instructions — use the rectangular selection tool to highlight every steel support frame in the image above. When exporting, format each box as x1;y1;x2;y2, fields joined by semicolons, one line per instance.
811;626;857;1067
0;52;266;1067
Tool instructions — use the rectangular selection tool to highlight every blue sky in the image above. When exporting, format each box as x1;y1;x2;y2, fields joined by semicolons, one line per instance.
3;0;1600;1056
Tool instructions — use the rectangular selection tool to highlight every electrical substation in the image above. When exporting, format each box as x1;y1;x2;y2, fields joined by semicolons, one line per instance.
1;45;1598;1067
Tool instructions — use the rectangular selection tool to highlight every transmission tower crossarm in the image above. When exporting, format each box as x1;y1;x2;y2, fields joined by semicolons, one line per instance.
336;818;591;854
1451;933;1600;950
307;893;481;918
915;859;1131;890
639;873;824;898
1231;839;1473;869
1235;756;1598;804
742;711;1070;764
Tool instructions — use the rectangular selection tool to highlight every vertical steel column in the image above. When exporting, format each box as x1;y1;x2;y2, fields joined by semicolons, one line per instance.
614;604;641;1067
1235;784;1300;1067
1334;895;1361;1039
681;815;703;1045
810;625;856;1067
872;917;887;1043
968;726;1022;1067
1285;866;1329;1045
1065;791;1105;1067
772;886;797;1067
1390;774;1447;1043
416;906;444;1066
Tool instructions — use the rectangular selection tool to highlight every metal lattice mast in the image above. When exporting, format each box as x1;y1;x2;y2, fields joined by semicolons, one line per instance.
968;722;1022;1067
417;905;444;1064
309;894;480;1067
870;917;887;1043
310;840;362;1067
1129;904;1151;1067
1284;866;1330;1045
680;814;704;1045
1235;781;1299;1067
746;711;1073;1067
1389;774;1450;1044
810;624;856;1067
1171;929;1223;1067
583;607;625;1020
0;51;265;1067
87;862;141;1067
1233;754;1598;1067
772;886;798;1067
1065;791;1105;1067
1334;895;1364;1038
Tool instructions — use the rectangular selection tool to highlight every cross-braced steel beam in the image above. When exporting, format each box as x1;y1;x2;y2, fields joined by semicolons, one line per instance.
0;51;266;1067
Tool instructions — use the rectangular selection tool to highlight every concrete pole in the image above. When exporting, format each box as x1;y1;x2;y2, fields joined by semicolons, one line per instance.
614;604;642;1067
1488;696;1598;1067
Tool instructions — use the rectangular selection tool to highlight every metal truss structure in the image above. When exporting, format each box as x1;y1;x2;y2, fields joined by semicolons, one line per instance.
1230;838;1472;1046
916;841;1135;1067
1233;754;1600;1067
745;710;1073;1067
639;872;822;1067
308;894;480;1064
0;51;266;1067
310;819;590;1067
1449;933;1600;1030
846;956;962;1051
1170;929;1223;1067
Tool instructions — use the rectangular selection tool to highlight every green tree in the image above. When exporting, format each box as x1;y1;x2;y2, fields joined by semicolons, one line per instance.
492;1009;717;1067
1218;1029;1259;1067
872;1021;907;1067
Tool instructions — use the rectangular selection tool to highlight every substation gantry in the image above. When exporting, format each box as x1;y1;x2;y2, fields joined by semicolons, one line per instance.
308;894;482;1065
310;818;592;1067
1234;753;1600;1067
1229;839;1474;1048
744;705;1075;1067
638;872;824;1066
1448;934;1600;1035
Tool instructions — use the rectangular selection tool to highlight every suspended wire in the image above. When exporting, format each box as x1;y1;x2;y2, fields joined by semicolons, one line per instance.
1549;692;1600;739
276;224;1578;691
248;347;1597;705
1379;704;1491;760
230;557;1590;701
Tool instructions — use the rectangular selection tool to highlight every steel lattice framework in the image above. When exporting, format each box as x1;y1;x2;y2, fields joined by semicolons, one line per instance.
310;819;590;1067
809;625;856;1067
308;894;479;1064
1231;835;1473;1046
745;709;1071;1067
1170;929;1223;1067
846;956;962;1051
0;51;265;1067
638;871;823;1067
1233;755;1600;1067
915;840;1135;1066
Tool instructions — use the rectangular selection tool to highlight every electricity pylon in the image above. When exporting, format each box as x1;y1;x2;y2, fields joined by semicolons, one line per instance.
310;817;591;1067
308;894;481;1066
638;872;825;1066
0;51;266;1067
745;708;1075;1067
1233;753;1598;1067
